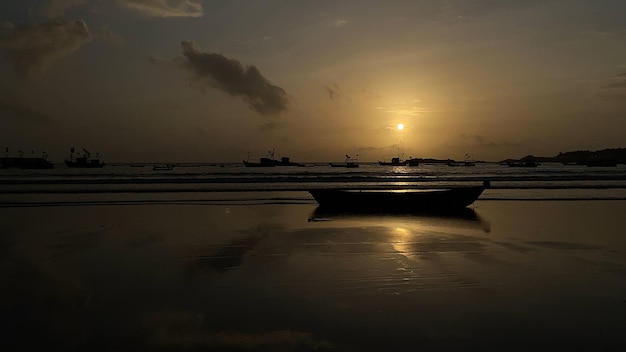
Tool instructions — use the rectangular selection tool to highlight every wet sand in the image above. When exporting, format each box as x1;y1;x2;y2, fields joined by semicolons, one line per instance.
1;200;626;351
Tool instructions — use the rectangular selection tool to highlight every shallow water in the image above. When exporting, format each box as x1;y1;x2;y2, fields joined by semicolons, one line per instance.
2;162;626;199
2;200;625;351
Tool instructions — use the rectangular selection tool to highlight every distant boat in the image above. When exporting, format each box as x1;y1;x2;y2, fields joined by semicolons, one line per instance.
65;148;105;168
153;164;175;171
378;149;419;166
378;157;408;166
447;154;476;167
309;181;490;212
243;149;303;167
330;154;359;168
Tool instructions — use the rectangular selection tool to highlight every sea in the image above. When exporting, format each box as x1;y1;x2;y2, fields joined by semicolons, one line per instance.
2;161;626;205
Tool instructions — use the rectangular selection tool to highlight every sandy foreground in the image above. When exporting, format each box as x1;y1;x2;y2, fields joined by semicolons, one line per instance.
1;199;625;351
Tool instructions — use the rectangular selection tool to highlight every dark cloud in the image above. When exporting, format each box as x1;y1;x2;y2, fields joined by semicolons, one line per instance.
118;0;203;18
0;19;92;75
178;41;289;115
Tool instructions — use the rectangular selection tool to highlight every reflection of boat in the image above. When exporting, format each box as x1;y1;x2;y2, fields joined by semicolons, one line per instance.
65;148;105;168
309;182;489;212
153;164;175;171
310;206;489;232
243;149;303;167
330;154;359;168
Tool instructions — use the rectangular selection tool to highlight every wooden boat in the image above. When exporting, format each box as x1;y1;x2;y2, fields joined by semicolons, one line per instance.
309;182;489;212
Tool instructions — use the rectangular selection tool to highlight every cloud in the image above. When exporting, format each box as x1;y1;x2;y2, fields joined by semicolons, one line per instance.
332;18;348;27
0;19;92;75
118;0;204;18
178;41;289;115
44;0;88;18
599;71;626;99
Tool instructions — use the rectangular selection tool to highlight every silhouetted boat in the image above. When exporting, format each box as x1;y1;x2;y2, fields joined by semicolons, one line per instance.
447;154;476;167
330;154;359;168
243;149;303;167
309;181;489;212
378;157;408;166
65;148;105;168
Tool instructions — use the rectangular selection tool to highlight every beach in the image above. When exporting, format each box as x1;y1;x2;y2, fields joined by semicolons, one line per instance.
2;198;626;351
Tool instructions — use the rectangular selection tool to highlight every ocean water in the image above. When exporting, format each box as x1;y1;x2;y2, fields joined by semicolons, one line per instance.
1;162;626;204
3;163;626;351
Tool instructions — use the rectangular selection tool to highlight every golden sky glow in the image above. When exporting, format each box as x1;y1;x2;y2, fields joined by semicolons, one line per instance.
1;1;626;162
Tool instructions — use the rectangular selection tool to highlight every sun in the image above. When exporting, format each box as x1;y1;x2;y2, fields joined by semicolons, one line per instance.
396;123;405;131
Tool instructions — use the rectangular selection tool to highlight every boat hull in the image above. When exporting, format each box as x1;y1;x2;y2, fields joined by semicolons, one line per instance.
309;185;486;212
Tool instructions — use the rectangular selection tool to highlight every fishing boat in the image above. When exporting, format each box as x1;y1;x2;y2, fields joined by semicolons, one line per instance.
65;148;105;168
243;149;303;167
378;157;408;166
1;149;54;169
330;154;359;168
309;181;490;212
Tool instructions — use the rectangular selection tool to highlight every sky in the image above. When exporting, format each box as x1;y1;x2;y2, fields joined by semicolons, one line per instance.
1;0;626;163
